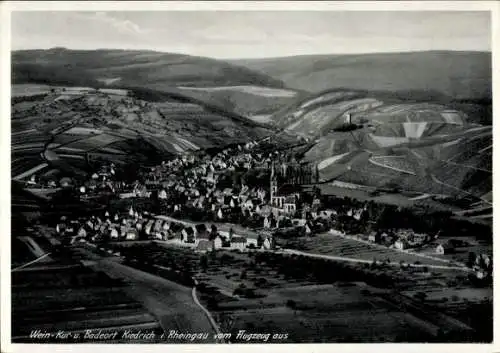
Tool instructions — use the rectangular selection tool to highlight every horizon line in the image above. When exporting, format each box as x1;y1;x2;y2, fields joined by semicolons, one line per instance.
11;47;492;60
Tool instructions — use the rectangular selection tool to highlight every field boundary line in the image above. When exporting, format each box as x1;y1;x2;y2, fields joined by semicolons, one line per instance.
191;286;222;335
368;156;417;175
330;232;466;266
150;264;224;341
13;162;49;180
431;174;492;205
283;248;471;272
12;252;52;272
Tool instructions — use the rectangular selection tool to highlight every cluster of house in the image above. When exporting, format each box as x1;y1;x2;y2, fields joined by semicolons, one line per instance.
338;228;432;250
470;253;493;279
55;205;276;253
434;239;493;278
68;134;324;226
69;148;426;253
391;230;431;250
57;135;488;265
23;174;73;189
53;139;337;251
145;142;269;187
168;220;276;253
137;142;323;221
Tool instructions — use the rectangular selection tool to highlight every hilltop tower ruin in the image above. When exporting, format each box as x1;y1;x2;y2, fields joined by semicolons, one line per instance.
345;112;351;125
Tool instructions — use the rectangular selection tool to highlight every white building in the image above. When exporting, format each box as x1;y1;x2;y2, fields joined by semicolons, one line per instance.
77;227;87;238
230;237;247;252
126;229;139;240
247;237;258;248
271;196;286;208
283;196;297;215
214;236;223;250
394;239;407;250
292;218;306;227
110;228;119;239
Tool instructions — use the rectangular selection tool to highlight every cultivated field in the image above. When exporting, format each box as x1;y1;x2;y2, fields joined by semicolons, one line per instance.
12;84;52;97
282;233;463;267
84;236;489;343
413;235;492;264
215;283;436;343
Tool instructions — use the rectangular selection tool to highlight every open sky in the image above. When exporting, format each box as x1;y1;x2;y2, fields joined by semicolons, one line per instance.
11;11;491;59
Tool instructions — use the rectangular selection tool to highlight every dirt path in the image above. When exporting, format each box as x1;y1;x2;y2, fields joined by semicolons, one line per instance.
283;249;471;272
75;247;218;343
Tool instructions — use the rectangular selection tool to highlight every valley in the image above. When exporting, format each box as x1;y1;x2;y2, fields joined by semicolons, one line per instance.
9;47;493;345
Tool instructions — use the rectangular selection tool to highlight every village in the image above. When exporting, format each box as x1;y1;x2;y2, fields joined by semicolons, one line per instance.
46;137;492;281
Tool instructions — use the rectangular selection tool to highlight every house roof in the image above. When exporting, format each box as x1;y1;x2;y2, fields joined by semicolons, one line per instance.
284;195;297;204
170;222;184;232
195;224;208;233
231;236;247;244
197;230;210;240
153;220;163;231
196;239;213;251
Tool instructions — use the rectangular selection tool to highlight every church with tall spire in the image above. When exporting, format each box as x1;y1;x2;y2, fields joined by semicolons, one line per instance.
270;161;278;202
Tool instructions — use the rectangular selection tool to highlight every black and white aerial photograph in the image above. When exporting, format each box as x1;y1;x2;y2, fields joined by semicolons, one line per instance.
3;1;496;349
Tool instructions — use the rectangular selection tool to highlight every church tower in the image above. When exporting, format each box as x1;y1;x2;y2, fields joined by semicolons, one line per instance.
270;161;278;203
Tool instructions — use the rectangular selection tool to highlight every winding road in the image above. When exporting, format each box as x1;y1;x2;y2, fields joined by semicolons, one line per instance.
283;249;472;272
75;247;221;343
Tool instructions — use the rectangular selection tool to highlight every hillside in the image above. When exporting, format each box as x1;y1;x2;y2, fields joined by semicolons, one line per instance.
12;48;299;117
11;85;274;183
12;48;286;88
275;88;492;203
230;51;492;100
11;49;492;204
173;85;300;117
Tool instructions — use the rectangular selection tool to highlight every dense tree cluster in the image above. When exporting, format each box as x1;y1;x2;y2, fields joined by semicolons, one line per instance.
253;252;403;289
321;195;491;240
